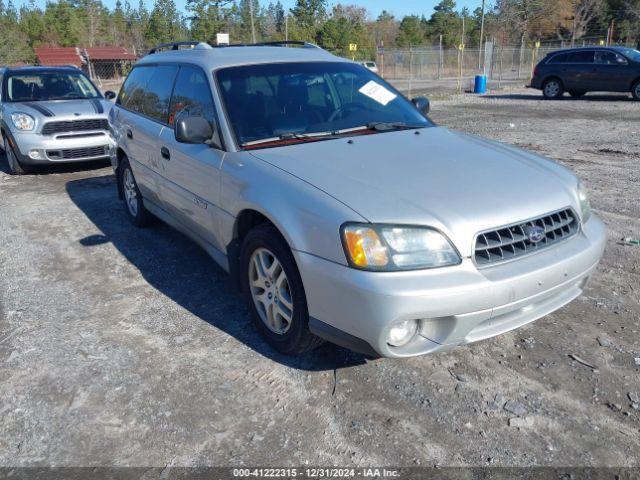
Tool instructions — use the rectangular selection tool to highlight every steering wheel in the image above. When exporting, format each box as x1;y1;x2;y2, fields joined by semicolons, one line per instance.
328;102;366;122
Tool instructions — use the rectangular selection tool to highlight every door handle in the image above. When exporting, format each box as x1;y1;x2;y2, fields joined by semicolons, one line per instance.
126;129;133;139
161;147;171;160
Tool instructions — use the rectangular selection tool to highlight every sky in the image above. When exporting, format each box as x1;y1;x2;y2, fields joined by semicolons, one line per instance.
13;0;482;18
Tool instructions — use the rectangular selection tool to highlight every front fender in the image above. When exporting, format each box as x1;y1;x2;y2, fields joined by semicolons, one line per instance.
220;152;366;266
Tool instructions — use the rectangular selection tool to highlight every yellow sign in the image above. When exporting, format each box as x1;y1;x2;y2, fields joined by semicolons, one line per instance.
458;44;465;50
535;41;540;48
349;43;358;52
599;40;605;45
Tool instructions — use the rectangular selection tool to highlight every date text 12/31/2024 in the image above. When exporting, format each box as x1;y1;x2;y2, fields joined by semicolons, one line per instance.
232;468;400;478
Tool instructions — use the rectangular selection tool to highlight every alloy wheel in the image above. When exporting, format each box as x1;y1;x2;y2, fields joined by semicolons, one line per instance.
123;168;138;217
248;247;294;335
544;81;561;98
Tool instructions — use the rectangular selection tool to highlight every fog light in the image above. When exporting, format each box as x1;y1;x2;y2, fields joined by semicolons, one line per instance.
29;149;43;160
387;319;418;347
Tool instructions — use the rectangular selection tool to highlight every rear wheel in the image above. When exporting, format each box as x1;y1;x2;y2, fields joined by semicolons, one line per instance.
119;158;153;227
542;78;564;99
240;223;324;355
632;81;640;101
569;90;586;98
3;137;29;175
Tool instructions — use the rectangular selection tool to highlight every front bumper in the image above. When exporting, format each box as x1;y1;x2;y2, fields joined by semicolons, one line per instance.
10;130;116;166
296;215;607;358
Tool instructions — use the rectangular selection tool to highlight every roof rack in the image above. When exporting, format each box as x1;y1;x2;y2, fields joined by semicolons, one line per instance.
147;39;321;56
252;41;319;49
148;41;202;55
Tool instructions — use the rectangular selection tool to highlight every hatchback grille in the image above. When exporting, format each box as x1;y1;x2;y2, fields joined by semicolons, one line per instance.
474;208;579;266
42;119;109;135
47;145;108;160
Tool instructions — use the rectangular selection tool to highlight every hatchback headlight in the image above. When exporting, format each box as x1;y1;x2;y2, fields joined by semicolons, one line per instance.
577;181;591;223
11;112;35;131
341;224;460;271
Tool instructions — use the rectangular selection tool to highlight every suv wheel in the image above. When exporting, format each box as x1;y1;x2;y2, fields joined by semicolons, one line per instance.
632;80;640;101
3;137;29;175
569;90;586;98
240;224;324;355
119;158;153;227
542;78;564;99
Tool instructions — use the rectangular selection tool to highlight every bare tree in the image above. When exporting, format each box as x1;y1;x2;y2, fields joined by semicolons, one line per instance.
560;0;604;45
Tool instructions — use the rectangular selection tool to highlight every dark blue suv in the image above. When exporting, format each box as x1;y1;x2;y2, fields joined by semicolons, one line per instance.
530;47;640;100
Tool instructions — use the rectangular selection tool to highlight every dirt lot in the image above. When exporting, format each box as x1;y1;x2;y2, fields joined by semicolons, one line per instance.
1;88;639;469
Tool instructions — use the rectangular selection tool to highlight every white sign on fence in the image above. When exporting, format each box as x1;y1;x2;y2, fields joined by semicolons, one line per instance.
217;33;230;46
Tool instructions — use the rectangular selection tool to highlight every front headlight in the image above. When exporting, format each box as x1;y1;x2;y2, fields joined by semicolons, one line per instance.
341;223;461;271
11;112;35;131
577;181;591;223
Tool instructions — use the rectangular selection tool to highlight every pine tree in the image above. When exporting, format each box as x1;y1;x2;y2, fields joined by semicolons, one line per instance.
290;0;326;41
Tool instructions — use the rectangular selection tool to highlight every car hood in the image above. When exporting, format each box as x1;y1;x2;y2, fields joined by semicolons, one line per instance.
249;127;580;257
11;98;111;118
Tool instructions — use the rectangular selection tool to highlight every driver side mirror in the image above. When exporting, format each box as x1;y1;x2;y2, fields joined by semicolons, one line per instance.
104;90;116;100
175;115;215;145
411;97;431;117
412;96;430;116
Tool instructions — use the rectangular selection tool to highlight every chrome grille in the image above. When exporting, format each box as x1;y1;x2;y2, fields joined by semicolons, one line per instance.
474;208;579;266
42;119;109;135
47;145;108;160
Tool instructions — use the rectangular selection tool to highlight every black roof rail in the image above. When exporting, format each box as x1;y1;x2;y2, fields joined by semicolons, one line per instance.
253;41;320;49
148;41;201;55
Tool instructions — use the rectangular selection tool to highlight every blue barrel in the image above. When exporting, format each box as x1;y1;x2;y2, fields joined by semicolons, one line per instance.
474;75;487;94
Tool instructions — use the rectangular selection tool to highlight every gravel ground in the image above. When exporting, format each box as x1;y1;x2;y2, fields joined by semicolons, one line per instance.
1;88;639;469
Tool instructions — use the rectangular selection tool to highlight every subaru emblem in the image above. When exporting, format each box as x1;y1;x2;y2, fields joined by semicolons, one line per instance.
524;225;545;244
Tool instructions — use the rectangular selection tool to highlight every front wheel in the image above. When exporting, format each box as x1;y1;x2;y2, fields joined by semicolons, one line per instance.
632;81;640;101
3;137;29;175
240;224;324;355
542;78;564;99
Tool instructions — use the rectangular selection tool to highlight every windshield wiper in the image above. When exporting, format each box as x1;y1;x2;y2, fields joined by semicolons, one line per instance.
242;126;370;148
366;122;428;131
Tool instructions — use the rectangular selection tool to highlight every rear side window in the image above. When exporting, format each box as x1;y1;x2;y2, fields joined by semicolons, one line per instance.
118;65;179;123
547;53;568;64
117;66;154;113
567;51;594;63
168;66;215;128
141;65;179;123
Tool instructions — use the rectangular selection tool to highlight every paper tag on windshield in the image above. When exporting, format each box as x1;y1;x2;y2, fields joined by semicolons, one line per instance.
358;80;397;106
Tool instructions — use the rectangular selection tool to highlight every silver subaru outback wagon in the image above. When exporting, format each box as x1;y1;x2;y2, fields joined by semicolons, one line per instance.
0;66;117;175
110;41;606;358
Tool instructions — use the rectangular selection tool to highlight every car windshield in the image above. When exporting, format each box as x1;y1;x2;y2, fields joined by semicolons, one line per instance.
618;48;640;62
6;72;101;102
216;62;432;148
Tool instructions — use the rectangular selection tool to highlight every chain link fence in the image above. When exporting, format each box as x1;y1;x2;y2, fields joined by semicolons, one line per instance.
2;39;636;95
376;39;636;93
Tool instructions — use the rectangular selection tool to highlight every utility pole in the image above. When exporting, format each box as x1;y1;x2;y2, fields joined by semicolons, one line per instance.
249;0;256;43
285;14;288;41
608;19;615;45
478;0;485;70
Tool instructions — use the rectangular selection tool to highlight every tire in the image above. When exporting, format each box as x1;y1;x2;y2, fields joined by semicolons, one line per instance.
569;90;586;98
632;80;640;101
542;78;564;99
3;137;29;175
118;158;153;227
240;223;324;355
